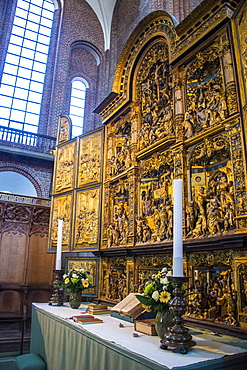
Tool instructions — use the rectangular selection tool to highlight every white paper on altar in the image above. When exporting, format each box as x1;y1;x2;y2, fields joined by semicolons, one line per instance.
34;303;246;370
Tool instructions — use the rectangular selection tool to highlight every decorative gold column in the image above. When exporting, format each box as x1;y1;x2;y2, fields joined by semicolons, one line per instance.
222;43;238;116
225;118;247;232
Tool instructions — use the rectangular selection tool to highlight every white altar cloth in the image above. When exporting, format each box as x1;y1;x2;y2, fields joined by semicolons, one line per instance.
33;303;247;369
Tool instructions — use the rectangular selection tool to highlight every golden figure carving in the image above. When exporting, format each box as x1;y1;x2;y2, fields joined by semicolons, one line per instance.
55;142;75;193
106;112;132;179
185;46;228;139
75;188;100;247
51;194;72;247
107;200;129;247
78;130;102;186
136;42;174;151
186;170;235;238
187;268;238;325
58;115;71;143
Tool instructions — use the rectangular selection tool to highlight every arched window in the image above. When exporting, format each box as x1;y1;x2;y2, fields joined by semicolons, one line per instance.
0;171;37;197
0;0;55;133
69;79;88;138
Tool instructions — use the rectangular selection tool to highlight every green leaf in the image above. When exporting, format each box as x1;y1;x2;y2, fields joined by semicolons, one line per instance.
135;295;151;305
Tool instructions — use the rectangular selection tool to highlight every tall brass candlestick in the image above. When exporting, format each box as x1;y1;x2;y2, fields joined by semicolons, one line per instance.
160;276;196;354
48;269;64;306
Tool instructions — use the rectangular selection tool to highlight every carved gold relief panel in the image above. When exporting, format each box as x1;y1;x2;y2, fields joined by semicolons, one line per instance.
135;41;174;152
73;186;100;250
186;133;236;238
100;257;127;301
183;34;239;142
137;151;174;244
57;114;72;144
49;193;73;251
106;177;130;248
187;251;247;325
78;129;102;187
54;140;76;194
99;255;173;302
106;110;133;180
184;44;227;140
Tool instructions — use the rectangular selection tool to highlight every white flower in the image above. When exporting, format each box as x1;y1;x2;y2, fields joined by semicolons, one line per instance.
63;274;67;279
167;271;173;276
161;267;167;273
160;277;168;285
80;268;85;273
72;273;78;278
152;290;159;301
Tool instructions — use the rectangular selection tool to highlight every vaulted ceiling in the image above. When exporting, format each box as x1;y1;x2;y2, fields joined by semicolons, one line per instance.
86;0;117;50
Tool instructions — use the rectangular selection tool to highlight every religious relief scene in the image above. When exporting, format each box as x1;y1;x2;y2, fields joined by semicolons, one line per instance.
186;251;247;327
105;111;133;179
137;151;174;244
185;133;236;238
136;42;174;151
78;129;102;186
99;255;173;302
49;193;73;250
74;187;100;249
54;141;76;193
105;178;130;248
184;45;228;140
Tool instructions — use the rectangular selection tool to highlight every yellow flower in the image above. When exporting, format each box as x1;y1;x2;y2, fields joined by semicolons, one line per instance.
160;291;171;303
155;272;161;279
64;278;70;284
142;304;152;312
82;280;89;288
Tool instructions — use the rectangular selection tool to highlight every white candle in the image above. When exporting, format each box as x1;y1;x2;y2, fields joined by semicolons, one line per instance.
56;219;63;270
173;179;183;277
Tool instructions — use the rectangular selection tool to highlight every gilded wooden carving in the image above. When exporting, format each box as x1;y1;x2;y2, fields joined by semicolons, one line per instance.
74;187;100;248
137;151;174;243
78;130;102;186
136;42;174;151
105;177;131;248
55;141;76;194
50;193;72;249
106;111;132;180
184;45;227;140
58;115;71;144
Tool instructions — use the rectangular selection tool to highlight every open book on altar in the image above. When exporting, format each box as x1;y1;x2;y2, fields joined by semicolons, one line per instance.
110;293;146;319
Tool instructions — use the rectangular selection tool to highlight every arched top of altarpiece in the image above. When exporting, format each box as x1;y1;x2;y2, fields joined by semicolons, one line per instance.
111;11;177;103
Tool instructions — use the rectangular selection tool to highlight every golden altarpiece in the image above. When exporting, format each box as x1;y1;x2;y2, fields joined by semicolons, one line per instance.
49;0;247;331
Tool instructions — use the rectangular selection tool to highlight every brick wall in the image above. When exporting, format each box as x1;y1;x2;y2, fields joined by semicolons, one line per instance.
0;0;204;194
0;152;53;199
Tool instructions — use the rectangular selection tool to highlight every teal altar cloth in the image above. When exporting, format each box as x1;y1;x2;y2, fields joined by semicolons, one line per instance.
31;303;247;370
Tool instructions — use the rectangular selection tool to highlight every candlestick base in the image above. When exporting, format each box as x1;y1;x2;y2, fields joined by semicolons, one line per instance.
160;276;196;354
48;269;64;306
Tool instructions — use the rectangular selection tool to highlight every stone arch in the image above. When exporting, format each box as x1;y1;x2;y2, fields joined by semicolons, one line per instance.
0;165;43;198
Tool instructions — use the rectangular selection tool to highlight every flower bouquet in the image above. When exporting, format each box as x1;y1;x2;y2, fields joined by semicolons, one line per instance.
136;268;173;312
63;268;94;309
136;268;174;338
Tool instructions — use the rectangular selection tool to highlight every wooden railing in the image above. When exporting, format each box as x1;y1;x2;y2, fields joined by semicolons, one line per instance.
0;125;56;154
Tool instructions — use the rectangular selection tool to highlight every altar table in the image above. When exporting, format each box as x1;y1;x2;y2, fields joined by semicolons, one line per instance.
31;303;247;370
